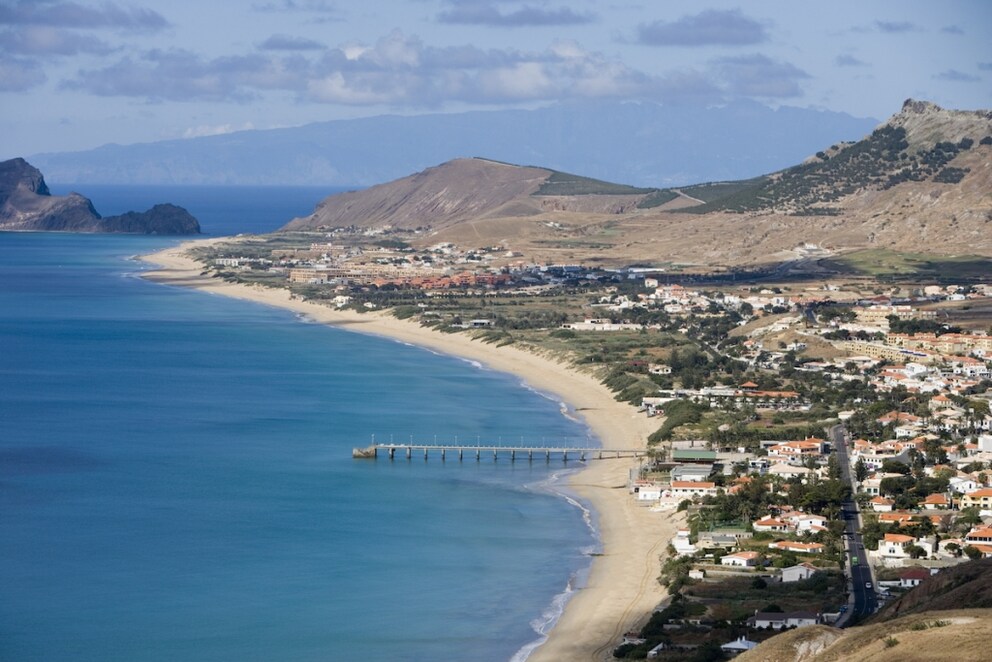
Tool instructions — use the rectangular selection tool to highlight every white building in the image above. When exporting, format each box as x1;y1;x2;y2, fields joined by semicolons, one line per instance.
781;562;820;583
721;551;760;568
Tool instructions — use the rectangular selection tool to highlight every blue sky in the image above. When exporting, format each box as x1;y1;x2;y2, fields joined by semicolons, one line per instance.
1;0;990;156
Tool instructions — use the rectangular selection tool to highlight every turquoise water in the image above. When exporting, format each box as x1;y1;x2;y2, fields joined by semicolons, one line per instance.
0;189;596;661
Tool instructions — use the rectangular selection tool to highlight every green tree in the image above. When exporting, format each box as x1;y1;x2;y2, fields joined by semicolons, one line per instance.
854;457;869;482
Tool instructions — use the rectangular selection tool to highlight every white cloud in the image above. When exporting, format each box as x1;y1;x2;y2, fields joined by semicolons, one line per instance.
182;122;256;139
60;30;817;109
0;26;113;56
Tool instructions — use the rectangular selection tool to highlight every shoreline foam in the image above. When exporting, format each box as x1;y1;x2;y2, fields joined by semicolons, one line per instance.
139;238;678;662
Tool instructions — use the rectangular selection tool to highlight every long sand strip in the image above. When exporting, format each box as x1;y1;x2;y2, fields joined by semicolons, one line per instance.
140;239;678;662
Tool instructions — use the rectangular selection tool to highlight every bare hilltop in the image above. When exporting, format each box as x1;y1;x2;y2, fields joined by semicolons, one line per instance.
283;99;992;268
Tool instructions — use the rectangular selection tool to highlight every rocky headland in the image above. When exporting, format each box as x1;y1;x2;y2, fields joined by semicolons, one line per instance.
0;158;200;234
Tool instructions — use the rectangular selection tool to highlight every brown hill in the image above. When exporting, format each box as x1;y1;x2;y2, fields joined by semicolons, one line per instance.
735;559;992;662
870;558;992;620
278;100;991;267
280;158;653;233
734;610;991;662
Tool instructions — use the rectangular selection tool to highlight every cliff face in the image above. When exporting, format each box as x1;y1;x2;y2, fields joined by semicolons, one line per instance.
0;158;200;234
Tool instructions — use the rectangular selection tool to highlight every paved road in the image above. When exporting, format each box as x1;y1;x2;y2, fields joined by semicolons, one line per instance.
831;424;879;622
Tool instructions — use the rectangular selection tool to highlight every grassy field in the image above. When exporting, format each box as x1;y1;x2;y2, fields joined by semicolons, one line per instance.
684;572;847;621
825;249;992;281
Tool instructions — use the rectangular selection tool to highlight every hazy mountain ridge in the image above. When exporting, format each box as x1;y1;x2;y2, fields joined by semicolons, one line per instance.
0;158;200;234
28;101;878;188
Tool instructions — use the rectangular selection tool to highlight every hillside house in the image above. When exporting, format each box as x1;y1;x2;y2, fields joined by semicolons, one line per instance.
781;562;820;583
961;488;992;509
767;439;825;459
921;493;950;510
879;533;917;559
721;551;760;568
752;517;790;533
791;513;829;533
748;611;819;630
768;541;824;554
964;527;992;545
870;496;895;512
899;567;932;588
720;637;758;656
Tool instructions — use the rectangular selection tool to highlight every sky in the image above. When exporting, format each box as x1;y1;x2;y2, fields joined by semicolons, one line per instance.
1;0;990;157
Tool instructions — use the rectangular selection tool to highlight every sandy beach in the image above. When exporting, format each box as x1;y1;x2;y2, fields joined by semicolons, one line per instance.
140;238;678;662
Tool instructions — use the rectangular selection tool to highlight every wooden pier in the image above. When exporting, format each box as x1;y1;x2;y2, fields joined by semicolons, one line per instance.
352;443;647;462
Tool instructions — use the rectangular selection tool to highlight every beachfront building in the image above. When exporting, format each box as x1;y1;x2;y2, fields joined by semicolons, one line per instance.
672;528;697;557
666;481;719;498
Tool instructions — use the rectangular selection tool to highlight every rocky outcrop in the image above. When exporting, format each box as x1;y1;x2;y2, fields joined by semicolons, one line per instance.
0;158;200;234
100;204;200;235
888;98;992;148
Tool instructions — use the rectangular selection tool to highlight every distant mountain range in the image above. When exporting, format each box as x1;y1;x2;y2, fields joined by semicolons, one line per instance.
0;158;200;234
29;101;878;188
284;100;992;266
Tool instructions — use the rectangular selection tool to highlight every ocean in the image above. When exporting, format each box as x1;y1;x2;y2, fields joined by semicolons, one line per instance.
0;186;597;661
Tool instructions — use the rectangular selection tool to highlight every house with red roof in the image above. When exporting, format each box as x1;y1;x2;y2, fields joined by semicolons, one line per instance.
878;533;918;560
752;517;790;533
899;567;933;588
721;551;760;568
965;527;992;545
870;496;895;512
921;493;950;510
961;487;992;509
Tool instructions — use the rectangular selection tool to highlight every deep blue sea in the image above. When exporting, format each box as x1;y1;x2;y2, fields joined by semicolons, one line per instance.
0;187;596;661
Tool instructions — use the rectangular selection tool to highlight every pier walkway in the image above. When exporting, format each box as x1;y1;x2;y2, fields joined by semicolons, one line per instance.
352;443;648;462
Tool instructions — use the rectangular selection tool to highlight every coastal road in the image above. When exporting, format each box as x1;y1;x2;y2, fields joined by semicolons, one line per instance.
830;424;878;623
